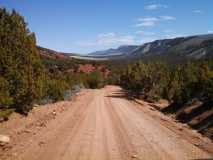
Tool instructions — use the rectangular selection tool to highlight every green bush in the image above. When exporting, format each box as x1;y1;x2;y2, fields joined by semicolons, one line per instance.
0;77;12;106
0;109;15;121
85;71;104;89
0;8;44;114
119;59;213;104
0;8;78;114
46;79;69;101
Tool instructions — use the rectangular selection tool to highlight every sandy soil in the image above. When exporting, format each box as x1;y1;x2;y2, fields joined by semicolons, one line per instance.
0;86;212;160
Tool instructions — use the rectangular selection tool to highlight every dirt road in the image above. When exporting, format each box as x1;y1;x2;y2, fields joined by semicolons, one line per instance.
0;86;213;160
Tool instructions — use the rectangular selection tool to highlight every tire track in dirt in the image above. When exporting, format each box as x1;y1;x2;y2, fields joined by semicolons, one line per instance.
104;92;172;160
0;86;212;160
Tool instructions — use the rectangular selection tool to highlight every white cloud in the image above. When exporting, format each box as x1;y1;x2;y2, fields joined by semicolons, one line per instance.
145;4;168;10
136;31;156;36
135;17;159;27
97;33;135;45
165;33;186;39
76;32;137;47
160;16;176;21
164;29;173;33
135;21;156;27
135;16;176;27
139;38;156;44
193;10;203;14
137;17;159;22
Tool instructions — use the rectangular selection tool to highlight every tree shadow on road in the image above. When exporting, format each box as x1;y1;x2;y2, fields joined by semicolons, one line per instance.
105;89;136;101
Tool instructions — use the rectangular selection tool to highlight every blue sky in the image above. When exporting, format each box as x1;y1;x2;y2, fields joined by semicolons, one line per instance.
0;0;212;54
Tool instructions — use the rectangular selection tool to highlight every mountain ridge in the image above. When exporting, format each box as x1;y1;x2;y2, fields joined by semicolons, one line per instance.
38;34;213;63
87;34;213;62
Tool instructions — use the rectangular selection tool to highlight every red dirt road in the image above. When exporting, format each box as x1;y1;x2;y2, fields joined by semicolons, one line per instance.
0;86;213;160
